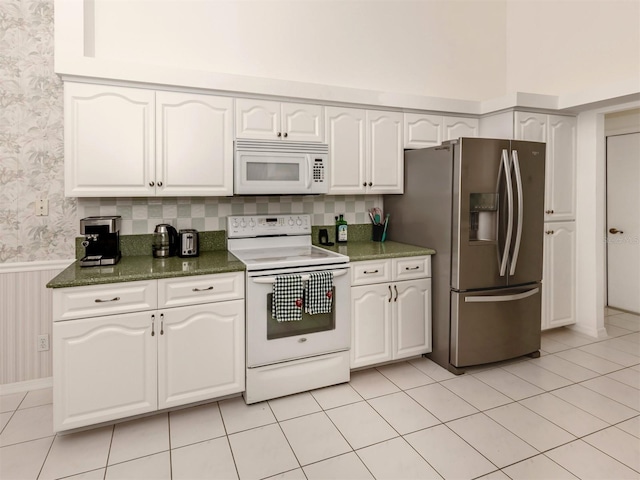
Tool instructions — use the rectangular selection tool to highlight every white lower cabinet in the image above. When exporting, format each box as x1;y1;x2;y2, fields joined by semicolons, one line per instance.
542;222;576;330
350;257;432;369
52;273;244;432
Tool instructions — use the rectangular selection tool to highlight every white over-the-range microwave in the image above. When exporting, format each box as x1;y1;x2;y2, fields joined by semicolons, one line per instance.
234;139;329;195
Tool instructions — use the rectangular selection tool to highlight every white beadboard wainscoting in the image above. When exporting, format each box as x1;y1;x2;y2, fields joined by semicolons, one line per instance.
0;261;73;392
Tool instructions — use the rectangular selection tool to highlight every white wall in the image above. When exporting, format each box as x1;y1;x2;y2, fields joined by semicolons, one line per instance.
506;0;640;97
92;0;507;101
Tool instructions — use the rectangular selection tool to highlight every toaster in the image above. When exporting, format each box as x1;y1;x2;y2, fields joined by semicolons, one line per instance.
178;229;199;257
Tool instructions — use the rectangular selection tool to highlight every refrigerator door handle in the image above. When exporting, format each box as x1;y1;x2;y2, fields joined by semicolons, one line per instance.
499;149;513;277
509;150;524;276
464;287;539;303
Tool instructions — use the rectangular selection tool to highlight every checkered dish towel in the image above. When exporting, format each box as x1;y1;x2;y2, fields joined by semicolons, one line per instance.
272;275;304;322
305;271;334;315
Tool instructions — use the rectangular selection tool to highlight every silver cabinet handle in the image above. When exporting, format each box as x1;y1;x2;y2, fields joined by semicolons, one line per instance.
388;285;392;302
151;314;155;336
95;296;120;303
283;132;288;138
157;181;163;187
546;209;555;214
546;230;554;235
149;181;155;187
277;132;282;137
192;286;214;292
364;270;379;274
368;182;373;187
394;285;398;302
405;266;420;271
160;313;164;335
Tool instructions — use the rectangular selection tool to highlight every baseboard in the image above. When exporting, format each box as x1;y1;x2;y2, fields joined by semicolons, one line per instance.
569;323;608;339
0;377;53;395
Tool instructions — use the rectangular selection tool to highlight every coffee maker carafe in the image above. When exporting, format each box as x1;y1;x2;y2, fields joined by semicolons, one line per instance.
79;216;122;267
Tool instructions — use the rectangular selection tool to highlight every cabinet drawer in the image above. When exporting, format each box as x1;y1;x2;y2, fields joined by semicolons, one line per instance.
53;281;157;321
158;272;244;308
351;260;392;286
393;256;431;281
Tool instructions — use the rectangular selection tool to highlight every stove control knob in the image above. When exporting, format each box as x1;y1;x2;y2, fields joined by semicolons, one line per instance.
249;219;255;227
288;218;294;226
232;219;238;228
296;217;302;226
240;219;246;228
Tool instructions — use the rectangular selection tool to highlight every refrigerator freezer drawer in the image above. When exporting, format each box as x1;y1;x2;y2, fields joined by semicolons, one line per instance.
450;284;541;368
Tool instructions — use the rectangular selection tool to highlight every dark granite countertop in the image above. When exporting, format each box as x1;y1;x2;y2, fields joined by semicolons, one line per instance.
314;240;435;261
47;250;245;288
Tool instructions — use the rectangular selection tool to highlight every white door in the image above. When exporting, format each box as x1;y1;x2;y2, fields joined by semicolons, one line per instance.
393;279;432;359
351;284;392;368
235;99;281;140
158;301;245;409
546;116;577;221
156;92;233;196
367;110;403;194
443;116;479;140
326;107;367;195
542;222;576;329
607;133;640;313
282;103;324;142
404;113;444;149
53;311;157;431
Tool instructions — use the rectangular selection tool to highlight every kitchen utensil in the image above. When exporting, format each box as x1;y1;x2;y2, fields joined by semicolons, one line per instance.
153;224;178;258
369;208;382;225
381;214;390;242
178;229;199;257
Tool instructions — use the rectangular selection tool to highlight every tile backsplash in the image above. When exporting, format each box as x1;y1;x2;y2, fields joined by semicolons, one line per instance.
78;195;383;235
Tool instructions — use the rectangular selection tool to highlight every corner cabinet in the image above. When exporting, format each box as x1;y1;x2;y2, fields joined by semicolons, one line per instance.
235;98;324;142
64;83;233;197
52;272;245;432
326;107;403;195
350;256;432;369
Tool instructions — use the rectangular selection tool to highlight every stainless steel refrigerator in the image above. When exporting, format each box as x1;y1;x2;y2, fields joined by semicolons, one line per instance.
385;138;545;374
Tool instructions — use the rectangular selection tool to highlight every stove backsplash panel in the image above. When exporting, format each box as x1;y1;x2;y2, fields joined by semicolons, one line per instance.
78;195;383;235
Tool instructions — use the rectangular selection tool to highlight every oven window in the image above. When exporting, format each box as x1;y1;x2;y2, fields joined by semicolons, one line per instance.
246;162;300;182
266;288;336;339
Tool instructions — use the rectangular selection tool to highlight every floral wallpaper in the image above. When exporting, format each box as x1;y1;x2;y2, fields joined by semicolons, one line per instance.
0;0;77;263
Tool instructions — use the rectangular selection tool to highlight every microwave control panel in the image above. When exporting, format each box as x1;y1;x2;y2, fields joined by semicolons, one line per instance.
313;159;325;183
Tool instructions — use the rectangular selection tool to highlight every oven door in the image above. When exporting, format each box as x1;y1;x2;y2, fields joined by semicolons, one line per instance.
246;265;350;367
234;150;327;195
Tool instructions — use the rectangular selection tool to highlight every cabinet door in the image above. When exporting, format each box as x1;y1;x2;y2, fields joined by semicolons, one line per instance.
158;300;245;409
156;92;233;196
64;83;155;196
514;112;547;142
235;98;281;140
351;284;393;368
326;107;367;195
443;116;479;141
542;222;576;330
393;279;431;359
546;116;576;221
53;312;157;431
367;110;404;194
282;103;324;142
404;113;444;149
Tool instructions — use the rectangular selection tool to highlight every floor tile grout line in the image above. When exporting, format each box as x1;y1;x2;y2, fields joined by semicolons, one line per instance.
34;435;55;480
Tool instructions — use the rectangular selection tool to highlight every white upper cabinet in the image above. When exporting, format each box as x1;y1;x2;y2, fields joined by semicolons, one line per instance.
326;107;402;194
367;110;404;194
404;114;478;149
545;115;577;221
514;112;547;143
443;116;479;141
156;92;233;196
65;83;156;196
325;107;367;194
235;99;324;142
404;113;444;148
64;83;233;197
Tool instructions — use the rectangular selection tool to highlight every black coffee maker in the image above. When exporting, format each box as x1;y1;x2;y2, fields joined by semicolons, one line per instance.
79;216;122;267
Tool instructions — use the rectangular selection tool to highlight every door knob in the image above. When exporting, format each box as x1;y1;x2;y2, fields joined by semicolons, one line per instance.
609;228;624;234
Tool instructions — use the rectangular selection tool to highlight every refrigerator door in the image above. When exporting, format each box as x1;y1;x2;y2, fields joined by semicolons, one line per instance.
507;141;546;286
450;284;541;367
454;138;511;291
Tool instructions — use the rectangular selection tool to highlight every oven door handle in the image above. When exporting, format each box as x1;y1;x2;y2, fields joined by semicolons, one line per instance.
251;269;348;284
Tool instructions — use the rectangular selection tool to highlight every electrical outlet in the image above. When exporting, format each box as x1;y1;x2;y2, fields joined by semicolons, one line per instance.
35;198;48;216
38;334;49;352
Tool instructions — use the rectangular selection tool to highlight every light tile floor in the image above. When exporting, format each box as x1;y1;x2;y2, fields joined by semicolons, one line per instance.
1;309;639;480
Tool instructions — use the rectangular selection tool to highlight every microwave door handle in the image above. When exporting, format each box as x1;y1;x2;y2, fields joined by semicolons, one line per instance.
306;155;312;188
509;150;524;276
